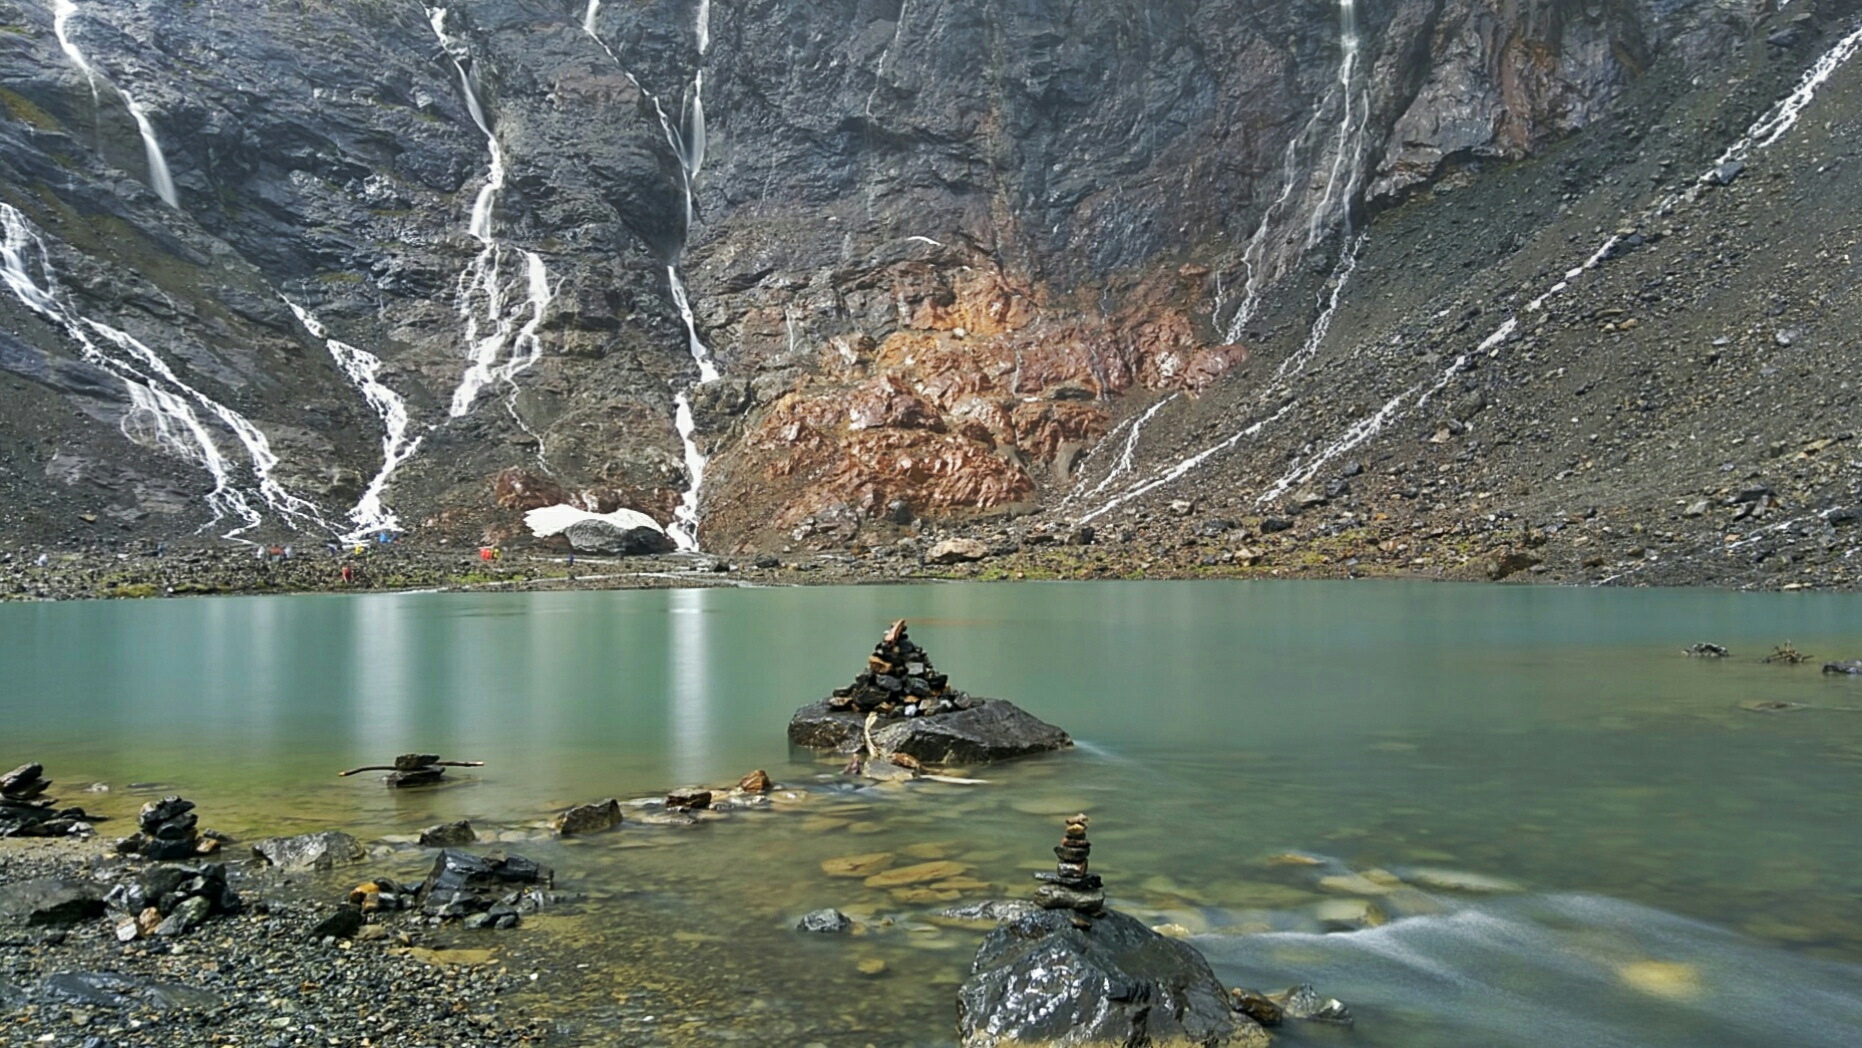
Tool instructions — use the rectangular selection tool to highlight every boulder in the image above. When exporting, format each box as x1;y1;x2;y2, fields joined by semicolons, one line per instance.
420;849;552;919
251;831;365;871
552;799;622;836
418;820;477;847
0;878;105;926
562;517;675;555
927;538;990;564
1823;660;1862;675
957;908;1264;1048
795;908;853;933
789;698;1070;765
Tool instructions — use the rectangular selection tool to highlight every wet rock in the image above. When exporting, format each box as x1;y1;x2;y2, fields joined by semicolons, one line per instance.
419;849;552;921
1228;988;1284;1026
1;763;50;799
1402;868;1524;894
252;831;365;871
1709;161;1744;186
736;769;773;793
39;971;222;1012
1272;984;1353;1024
552;799;623;835
1823;660;1862;675
958;908;1262;1048
1684;643;1728;657
0;878;106;926
665;788;712;811
418;820;477;847
791;699;1070;765
927;538;990;564
934;900;1041;926
795;908;853;933
1312;897;1384;931
308;906;365;941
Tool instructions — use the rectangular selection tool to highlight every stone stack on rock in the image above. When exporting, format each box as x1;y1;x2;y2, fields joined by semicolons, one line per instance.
1033;814;1105;924
789;621;1072;766
956;816;1266;1047
0;763;93;839
115;796;219;860
832;620;967;716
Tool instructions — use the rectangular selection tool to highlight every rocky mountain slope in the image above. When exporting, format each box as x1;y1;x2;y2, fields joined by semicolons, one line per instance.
0;0;1857;587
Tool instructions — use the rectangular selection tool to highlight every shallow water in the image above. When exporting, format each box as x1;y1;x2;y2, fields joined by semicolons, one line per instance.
5;580;1862;1044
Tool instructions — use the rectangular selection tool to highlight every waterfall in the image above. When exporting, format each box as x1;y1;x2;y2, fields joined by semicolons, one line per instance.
1272;231;1365;384
283;299;421;539
52;0;179;209
2;203;325;536
1221;0;1366;342
426;6;556;420
1251;19;1862;510
584;1;719;550
668;392;706;551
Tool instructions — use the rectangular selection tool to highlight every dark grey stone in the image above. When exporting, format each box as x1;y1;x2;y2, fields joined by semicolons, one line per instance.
788;698;1071;765
957;908;1256;1048
795;908;852;933
251;831;365;871
0;878;105;926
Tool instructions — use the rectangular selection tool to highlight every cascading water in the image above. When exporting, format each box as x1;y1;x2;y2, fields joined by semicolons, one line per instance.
283;300;420;539
425;6;557;421
584;1;718;550
52;0;179;208
1252;18;1862;509
1;204;325;536
1221;0;1366;344
1088;15;1862;524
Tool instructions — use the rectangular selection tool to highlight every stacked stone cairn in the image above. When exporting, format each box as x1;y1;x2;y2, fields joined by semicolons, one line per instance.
1033;814;1105;925
338;753;483;787
0;763;93;838
829;620;976;717
117;796;220;860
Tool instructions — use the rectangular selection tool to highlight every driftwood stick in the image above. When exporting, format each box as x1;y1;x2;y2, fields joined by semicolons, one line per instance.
339;760;484;777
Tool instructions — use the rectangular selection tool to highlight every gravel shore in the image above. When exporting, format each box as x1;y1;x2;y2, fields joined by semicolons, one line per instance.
1;839;554;1048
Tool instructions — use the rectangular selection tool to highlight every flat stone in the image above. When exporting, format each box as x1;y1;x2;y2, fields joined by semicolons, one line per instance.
820;852;894;878
1317;872;1400;896
926;538;989;564
1402;868;1523;894
1312;898;1384;931
0;878;105;926
864;860;971;888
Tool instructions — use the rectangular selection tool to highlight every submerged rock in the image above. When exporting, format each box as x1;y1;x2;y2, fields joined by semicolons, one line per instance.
795;908;853;933
252;831;365;871
957;908;1264;1048
1822;660;1862;675
1272;983;1353;1024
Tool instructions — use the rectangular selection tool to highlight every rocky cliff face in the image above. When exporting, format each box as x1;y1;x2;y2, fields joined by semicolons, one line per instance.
0;0;1846;560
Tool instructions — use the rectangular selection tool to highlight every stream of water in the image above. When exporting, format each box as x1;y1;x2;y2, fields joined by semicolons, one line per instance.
5;581;1861;1044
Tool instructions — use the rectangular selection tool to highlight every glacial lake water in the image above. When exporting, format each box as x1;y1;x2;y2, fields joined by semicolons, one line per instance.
5;580;1862;1046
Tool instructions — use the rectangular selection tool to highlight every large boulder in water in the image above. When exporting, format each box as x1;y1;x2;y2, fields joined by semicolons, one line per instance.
788;698;1071;765
251;831;364;871
958;907;1264;1047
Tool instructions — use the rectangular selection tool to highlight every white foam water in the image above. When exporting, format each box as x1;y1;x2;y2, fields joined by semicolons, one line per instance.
1199;894;1862;1048
2;204;322;536
283;299;420;539
53;0;178;208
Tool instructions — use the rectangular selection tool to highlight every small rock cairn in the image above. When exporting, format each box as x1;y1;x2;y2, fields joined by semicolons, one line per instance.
0;763;92;838
829;620;974;717
118;796;221;860
1034;814;1105;924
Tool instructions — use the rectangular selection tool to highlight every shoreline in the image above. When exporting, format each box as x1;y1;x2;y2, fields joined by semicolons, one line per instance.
2;535;1852;602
